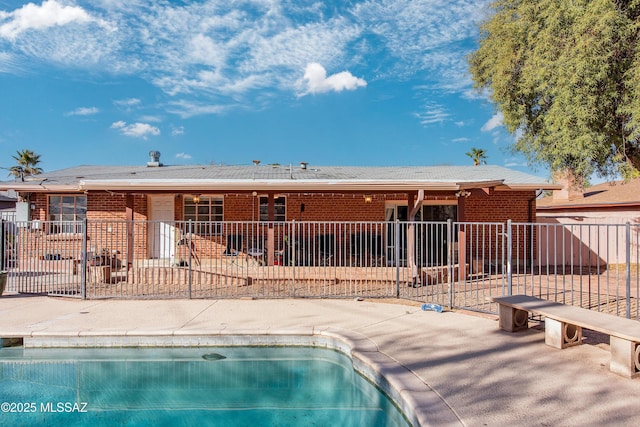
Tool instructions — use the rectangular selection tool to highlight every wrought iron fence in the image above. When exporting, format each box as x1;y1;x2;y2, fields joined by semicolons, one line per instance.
1;219;638;320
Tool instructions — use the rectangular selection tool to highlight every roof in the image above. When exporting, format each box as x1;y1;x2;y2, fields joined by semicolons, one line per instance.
537;178;640;210
0;164;558;193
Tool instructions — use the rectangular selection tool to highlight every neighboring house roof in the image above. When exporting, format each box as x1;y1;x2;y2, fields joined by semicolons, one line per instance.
0;164;558;193
537;178;640;210
0;193;16;212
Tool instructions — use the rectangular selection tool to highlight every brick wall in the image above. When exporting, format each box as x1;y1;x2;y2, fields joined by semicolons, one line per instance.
27;190;537;223
461;189;537;267
20;189;537;263
462;189;536;223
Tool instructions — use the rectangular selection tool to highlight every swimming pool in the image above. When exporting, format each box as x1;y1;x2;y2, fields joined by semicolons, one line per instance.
0;346;410;426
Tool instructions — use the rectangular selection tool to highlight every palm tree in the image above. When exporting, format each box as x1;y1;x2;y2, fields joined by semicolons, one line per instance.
9;149;43;181
466;148;488;166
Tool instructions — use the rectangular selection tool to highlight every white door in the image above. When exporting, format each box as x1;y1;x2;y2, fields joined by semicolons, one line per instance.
148;195;175;259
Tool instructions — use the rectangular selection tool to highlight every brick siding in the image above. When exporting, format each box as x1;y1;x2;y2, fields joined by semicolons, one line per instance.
18;190;537;262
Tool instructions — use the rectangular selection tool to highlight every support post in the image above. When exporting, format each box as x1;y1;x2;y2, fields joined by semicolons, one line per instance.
267;193;275;266
0;219;5;271
507;219;512;296
187;220;192;299
125;195;134;271
498;304;529;332
407;190;424;284
395;219;400;297
626;222;631;319
610;336;639;378
81;218;88;299
545;318;582;349
447;219;453;309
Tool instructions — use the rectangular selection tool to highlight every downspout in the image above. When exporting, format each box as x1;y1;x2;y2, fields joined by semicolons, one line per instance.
528;190;543;223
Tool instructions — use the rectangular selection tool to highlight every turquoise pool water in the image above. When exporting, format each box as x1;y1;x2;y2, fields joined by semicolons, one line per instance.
0;346;410;426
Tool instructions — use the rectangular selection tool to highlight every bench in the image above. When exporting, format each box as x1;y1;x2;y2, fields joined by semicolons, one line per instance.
493;295;640;378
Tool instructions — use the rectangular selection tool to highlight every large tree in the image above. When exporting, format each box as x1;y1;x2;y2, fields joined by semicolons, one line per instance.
9;149;43;181
469;0;640;181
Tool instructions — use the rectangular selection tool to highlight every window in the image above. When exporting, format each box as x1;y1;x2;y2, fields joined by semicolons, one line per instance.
48;195;87;233
422;205;457;221
259;196;286;221
183;196;223;235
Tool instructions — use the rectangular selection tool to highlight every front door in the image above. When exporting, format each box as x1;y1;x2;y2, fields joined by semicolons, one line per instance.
148;195;175;259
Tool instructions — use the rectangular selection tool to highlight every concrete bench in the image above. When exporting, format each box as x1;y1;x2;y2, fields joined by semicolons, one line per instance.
493;295;640;378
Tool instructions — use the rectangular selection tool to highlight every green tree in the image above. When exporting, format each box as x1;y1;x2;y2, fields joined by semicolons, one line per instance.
466;148;488;166
9;149;43;181
468;0;640;181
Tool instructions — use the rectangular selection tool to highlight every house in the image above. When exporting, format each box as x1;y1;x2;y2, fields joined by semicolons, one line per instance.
536;177;640;268
0;152;557;273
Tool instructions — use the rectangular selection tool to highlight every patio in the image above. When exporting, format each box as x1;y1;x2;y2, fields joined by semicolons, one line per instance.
1;296;639;426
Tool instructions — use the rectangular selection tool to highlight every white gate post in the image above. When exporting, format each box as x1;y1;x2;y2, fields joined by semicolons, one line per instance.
507;220;513;296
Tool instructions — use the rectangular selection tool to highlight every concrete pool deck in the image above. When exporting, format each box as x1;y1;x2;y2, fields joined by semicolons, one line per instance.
1;294;639;426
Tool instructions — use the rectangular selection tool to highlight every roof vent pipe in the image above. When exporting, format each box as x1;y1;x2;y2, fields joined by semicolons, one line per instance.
147;150;162;167
300;161;308;170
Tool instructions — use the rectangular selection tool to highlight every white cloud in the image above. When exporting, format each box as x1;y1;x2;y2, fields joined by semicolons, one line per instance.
66;106;98;116
175;152;191;159
166;100;226;119
114;98;141;107
138;115;161;123
299;62;366;96
0;0;101;40
481;112;504;132
0;1;491;112
110;120;160;139
0;1;117;69
0;51;22;73
171;126;185;136
352;0;489;84
452;137;470;143
504;159;527;168
415;102;449;126
187;34;227;68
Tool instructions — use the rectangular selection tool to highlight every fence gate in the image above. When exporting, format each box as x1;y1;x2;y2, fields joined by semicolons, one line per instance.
444;222;508;313
1;220;84;298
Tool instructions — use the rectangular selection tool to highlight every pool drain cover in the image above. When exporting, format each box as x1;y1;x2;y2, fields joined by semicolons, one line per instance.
202;353;226;361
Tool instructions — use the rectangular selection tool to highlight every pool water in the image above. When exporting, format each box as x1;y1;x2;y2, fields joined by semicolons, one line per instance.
0;346;410;426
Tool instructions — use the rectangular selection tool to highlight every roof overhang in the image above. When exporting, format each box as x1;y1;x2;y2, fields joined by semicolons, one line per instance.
537;201;640;210
496;183;562;191
77;179;513;192
0;178;559;193
0;183;79;192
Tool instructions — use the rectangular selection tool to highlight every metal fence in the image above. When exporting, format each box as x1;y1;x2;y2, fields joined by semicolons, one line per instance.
1;219;638;320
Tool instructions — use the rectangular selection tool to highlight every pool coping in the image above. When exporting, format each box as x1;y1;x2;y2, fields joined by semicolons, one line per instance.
12;328;462;427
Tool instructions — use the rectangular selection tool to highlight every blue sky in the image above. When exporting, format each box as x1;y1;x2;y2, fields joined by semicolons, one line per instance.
0;0;544;178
